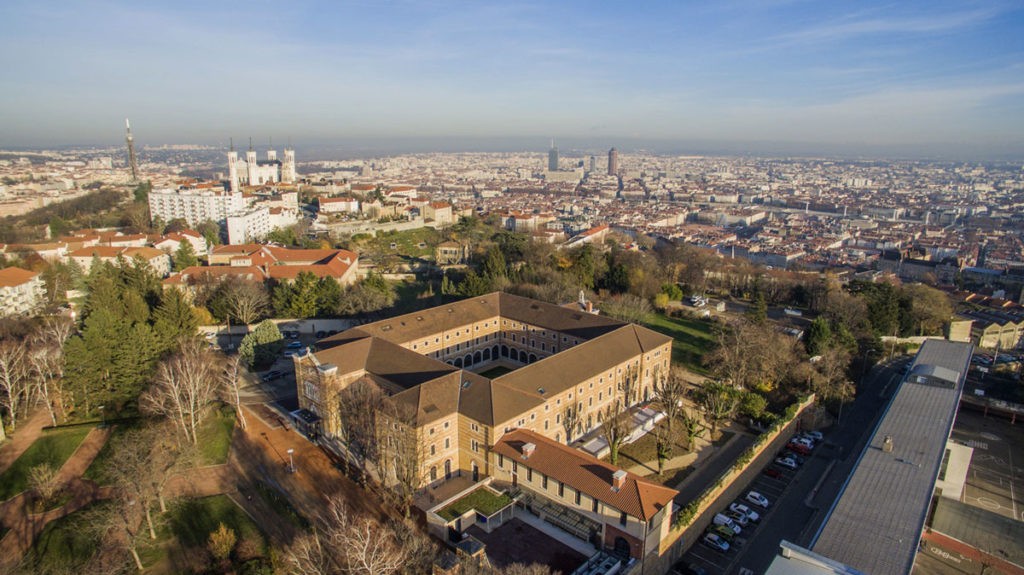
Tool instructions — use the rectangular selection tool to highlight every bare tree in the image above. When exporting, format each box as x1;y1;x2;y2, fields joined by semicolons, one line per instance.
140;338;217;444
651;419;676;475
104;426;171;540
29;343;65;426
679;406;705;452
601;400;629;466
81;487;148;570
219;353;247;430
28;463;62;504
0;340;30;440
618;363;641;406
560;404;581;443
335;379;386;474
224;278;269;325
695;381;739;437
282;496;409;575
653;367;686;434
377;402;424;518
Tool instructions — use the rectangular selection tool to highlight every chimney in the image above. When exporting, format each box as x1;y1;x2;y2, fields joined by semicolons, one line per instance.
612;469;627;491
586;300;594;313
522;442;536;459
883;435;894;453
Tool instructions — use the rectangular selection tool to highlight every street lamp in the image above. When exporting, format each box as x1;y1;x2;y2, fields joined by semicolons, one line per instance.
287;448;295;473
98;405;105;428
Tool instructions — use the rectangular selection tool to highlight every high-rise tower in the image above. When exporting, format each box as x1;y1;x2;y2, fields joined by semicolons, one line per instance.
548;139;559;172
246;137;258;186
125;119;138;182
607;147;619;176
283;145;296;184
228;138;239;192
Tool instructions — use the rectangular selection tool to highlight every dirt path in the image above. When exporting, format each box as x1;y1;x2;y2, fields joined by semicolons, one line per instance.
0;410;51;476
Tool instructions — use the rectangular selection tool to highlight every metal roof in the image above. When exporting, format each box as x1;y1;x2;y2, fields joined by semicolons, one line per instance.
811;340;974;575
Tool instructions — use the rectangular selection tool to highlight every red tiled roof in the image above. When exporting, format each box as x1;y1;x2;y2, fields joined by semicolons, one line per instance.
0;267;40;288
492;429;677;521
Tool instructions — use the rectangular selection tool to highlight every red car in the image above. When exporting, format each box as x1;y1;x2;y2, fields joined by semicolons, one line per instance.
787;442;812;456
762;468;783;479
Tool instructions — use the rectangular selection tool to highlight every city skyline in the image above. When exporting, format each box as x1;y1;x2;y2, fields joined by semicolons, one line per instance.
1;0;1023;157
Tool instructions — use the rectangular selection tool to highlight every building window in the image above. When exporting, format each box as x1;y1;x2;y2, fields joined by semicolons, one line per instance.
471;439;479;452
592;498;599;513
542;475;548;489
431;445;436;456
430;466;437;481
512;461;518;473
498;454;504;468
575;490;581;505
444;438;450;449
558;482;564;497
620;512;628;526
527;468;533;482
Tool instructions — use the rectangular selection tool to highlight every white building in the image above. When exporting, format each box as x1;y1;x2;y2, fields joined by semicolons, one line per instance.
0;267;44;316
226;207;272;245
318;196;360;214
149;186;245;227
229;147;297;191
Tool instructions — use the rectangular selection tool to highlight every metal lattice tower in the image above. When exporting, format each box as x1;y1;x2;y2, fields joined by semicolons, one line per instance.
125;118;138;183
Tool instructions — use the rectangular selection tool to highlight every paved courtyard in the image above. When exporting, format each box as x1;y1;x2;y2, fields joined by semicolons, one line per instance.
468;517;588;575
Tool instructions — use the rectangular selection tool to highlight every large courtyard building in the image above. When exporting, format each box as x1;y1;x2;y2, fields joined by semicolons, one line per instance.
293;292;672;488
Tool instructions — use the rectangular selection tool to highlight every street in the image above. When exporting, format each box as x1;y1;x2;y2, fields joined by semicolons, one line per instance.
675;356;911;575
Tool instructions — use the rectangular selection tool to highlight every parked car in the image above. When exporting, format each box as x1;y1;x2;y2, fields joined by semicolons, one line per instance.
702;533;730;552
708;524;735;540
282;350;297;357
261;370;284;382
287;340;303;349
315;330;327;338
726;510;749;527
790;435;815;450
775;457;798;469
762;468;783;479
729;502;760;522
712;513;742;534
677;564;708;575
746;491;770;508
787;442;812;456
801;430;824;441
784;451;806;465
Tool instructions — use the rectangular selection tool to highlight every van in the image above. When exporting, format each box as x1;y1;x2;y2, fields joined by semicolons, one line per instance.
713;513;742;534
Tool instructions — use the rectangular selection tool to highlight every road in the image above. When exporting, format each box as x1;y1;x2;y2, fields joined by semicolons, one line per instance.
675;356;912;575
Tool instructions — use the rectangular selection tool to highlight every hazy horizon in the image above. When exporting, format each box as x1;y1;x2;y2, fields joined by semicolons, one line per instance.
2;1;1022;158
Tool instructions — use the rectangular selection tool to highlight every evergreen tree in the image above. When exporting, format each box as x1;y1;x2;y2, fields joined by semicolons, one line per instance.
239;320;285;369
172;241;198;271
481;245;507;280
805;316;832;356
153;288;199;350
746;291;768;325
315;277;342;316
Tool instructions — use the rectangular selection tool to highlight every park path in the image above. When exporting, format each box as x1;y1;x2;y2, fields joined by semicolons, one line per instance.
0;410;51;476
0;423;113;570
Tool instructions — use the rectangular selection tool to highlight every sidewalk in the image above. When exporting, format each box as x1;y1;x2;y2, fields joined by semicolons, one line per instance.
0;410;51;476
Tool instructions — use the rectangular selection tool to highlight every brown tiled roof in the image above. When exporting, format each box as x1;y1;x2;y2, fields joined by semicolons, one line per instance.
492;429;677;520
0;267;40;288
163;265;267;285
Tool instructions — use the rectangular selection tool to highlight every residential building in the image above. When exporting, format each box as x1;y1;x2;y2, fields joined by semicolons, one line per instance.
149;185;244;227
68;246;172;277
226;207;272;245
435;240;469;265
0;267;44;316
165;245;359;289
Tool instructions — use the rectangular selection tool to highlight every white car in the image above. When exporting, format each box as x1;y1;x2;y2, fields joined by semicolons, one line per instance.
792;437;815;449
775;457;798;469
802;430;824;441
712;513;742;534
703;533;730;552
729;502;760;522
746;491;770;509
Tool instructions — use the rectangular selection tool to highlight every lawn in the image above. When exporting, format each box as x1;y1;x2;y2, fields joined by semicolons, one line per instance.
438;488;513;521
0;425;93;501
196;404;237;465
368;227;444;259
479;365;514;379
253;480;309;529
25;495;267;573
643;312;716;374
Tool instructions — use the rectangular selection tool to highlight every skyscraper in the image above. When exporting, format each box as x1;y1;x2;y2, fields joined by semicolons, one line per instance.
607;147;619;176
548;139;559;172
589;155;596;172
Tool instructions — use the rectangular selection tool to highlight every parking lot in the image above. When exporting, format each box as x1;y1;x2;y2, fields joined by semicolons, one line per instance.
675;440;816;575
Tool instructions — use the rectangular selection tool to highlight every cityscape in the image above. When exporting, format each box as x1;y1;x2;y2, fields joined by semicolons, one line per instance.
0;1;1023;575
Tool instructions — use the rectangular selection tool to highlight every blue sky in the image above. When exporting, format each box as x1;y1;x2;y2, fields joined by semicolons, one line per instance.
1;0;1022;154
